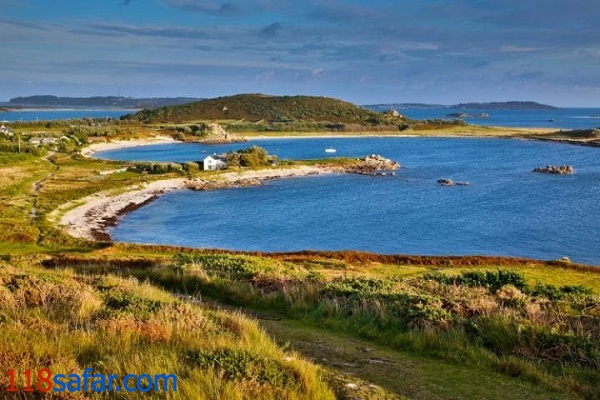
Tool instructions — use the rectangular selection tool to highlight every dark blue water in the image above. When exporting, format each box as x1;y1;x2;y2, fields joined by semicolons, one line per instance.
397;108;600;130
108;138;600;265
0;109;133;122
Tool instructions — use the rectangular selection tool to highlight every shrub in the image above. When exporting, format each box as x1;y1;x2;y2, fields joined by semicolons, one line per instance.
184;348;300;388
226;146;274;168
182;161;200;172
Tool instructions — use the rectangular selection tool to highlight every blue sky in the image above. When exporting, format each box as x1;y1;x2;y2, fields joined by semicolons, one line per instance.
1;0;599;106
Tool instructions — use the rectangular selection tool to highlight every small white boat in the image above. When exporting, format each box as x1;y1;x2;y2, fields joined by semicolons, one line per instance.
325;148;337;153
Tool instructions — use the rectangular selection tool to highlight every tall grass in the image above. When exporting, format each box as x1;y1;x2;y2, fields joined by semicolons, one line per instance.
57;254;598;399
0;261;335;399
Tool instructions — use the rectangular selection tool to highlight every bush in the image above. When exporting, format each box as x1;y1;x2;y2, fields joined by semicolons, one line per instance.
130;162;184;174
226;146;274;168
182;161;200;172
425;270;527;293
184;348;300;388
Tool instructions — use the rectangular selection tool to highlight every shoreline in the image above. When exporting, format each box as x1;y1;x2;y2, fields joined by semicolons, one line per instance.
55;166;342;241
65;128;599;242
81;135;179;157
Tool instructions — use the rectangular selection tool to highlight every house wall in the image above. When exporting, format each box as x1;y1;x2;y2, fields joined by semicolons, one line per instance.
203;157;227;171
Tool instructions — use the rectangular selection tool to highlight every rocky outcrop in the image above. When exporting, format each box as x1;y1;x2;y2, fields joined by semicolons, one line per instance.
446;112;489;119
383;109;406;119
203;123;246;144
437;178;454;186
437;178;470;186
347;154;400;175
533;165;574;175
187;177;263;191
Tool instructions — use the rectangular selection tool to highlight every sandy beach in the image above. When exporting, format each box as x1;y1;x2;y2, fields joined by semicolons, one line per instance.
81;135;179;158
55;165;339;241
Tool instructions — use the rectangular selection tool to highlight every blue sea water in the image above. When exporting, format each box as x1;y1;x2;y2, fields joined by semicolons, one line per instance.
105;137;600;265
0;109;133;122
390;107;600;130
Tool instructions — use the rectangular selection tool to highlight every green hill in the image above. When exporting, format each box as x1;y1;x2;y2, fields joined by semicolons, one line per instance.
129;94;404;125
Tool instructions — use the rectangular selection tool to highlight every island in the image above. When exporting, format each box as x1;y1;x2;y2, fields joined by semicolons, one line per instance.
363;100;558;111
452;101;558;110
7;95;204;109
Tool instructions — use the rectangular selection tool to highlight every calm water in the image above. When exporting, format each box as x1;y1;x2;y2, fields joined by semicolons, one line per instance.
388;107;600;130
0;109;133;122
107;138;600;265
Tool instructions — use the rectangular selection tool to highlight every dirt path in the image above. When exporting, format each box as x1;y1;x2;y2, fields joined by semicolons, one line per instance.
30;152;58;237
173;295;574;400
256;319;576;400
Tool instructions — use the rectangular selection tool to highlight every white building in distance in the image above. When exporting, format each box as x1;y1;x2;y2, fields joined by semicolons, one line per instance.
203;154;227;171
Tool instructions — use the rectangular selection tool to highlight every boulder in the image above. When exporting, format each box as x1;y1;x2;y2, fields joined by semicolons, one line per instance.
437;179;470;186
533;165;574;175
349;154;400;175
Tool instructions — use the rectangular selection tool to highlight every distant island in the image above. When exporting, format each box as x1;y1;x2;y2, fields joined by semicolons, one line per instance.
6;95;204;109
453;101;558;110
364;101;558;111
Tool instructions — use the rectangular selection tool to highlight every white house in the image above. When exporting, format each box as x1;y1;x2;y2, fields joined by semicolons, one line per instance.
28;137;58;146
203;154;227;171
0;124;14;136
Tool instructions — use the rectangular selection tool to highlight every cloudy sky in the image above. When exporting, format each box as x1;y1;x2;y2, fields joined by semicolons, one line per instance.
1;0;599;106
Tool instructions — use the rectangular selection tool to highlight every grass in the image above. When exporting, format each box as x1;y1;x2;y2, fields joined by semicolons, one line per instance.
261;319;576;400
46;250;600;399
0;260;335;399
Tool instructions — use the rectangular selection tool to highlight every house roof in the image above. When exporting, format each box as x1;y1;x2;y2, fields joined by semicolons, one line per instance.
204;154;227;162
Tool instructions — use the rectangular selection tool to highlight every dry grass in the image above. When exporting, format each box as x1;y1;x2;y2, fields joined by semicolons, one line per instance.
0;261;336;399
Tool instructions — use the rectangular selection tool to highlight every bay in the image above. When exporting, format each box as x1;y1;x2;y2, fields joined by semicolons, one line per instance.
106;137;600;265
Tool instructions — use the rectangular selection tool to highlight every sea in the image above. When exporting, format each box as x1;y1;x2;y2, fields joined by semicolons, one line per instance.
99;137;600;265
0;109;135;122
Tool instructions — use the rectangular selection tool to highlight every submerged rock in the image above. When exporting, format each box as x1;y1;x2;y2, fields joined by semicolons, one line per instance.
533;165;574;175
437;178;454;186
437;178;470;186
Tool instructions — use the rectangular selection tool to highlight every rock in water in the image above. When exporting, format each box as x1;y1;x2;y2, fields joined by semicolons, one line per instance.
437;178;470;186
349;154;400;174
437;178;454;186
533;165;574;175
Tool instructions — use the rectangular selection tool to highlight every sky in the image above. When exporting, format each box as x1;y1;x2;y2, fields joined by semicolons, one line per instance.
1;0;599;106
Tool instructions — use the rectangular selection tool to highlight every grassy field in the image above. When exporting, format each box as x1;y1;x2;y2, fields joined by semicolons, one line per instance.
0;122;598;399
